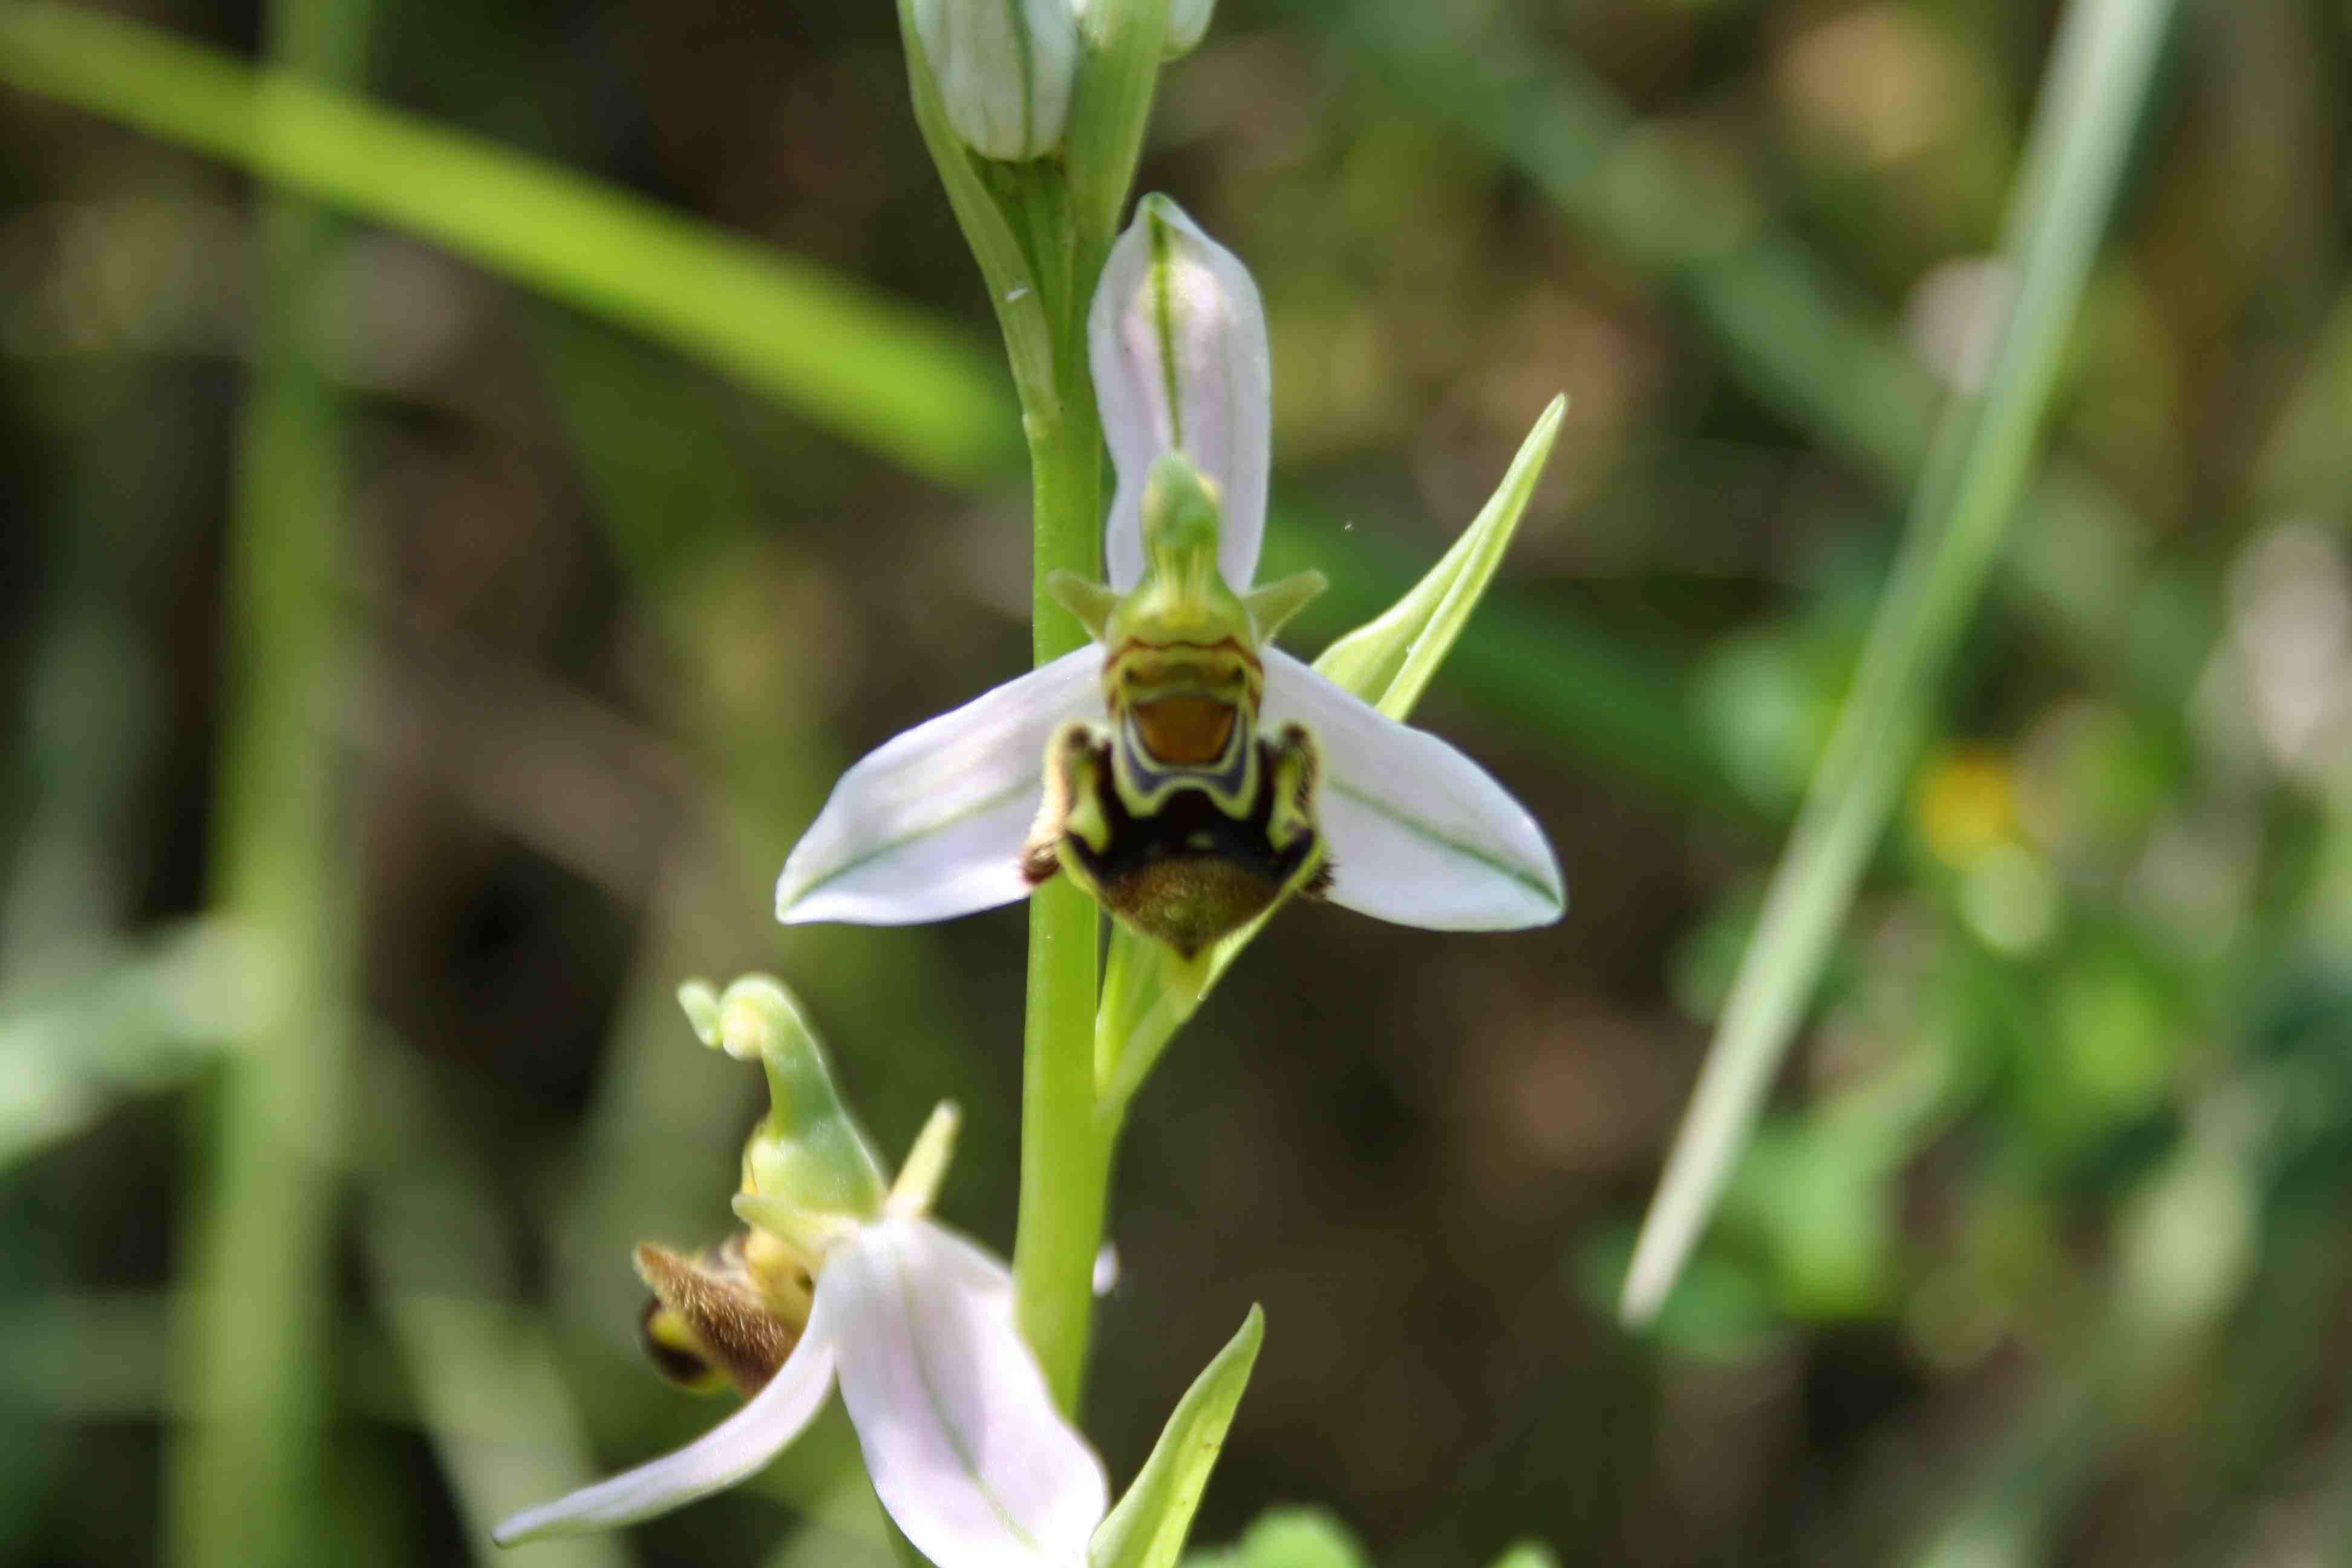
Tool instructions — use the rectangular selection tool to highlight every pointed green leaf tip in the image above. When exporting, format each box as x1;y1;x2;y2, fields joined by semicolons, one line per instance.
1089;1305;1265;1568
1485;1545;1563;1568
1315;394;1566;717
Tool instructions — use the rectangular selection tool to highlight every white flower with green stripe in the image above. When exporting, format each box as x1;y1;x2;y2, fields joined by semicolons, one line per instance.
493;979;1108;1562
776;196;1564;959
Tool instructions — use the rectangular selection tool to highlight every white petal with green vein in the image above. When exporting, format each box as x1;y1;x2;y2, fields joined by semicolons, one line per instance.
776;645;1103;926
490;1312;838;1544
829;1218;1109;1567
1261;650;1564;930
1091;195;1270;593
909;0;1080;161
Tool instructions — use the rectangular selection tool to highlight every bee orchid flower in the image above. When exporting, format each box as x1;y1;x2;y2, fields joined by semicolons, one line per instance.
494;978;1107;1563
776;195;1564;958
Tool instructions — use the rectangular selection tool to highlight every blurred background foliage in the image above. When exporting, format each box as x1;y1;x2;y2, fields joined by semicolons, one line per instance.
1;0;2350;1564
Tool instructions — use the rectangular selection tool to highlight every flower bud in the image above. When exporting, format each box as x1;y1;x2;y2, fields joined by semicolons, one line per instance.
1073;0;1217;58
910;0;1079;161
1089;194;1270;593
1165;0;1214;56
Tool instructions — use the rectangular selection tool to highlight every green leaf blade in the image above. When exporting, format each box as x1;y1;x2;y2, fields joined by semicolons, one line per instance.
1313;394;1565;719
0;1;1018;483
1089;1306;1266;1568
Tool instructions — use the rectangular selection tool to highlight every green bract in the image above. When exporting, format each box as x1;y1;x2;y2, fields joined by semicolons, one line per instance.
1089;1306;1265;1568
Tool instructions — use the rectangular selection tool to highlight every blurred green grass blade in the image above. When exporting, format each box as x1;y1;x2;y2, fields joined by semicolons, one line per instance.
1279;0;2170;707
0;1;1017;483
0;923;253;1171
364;1122;629;1568
0;0;1737;815
166;0;365;1558
369;1294;629;1568
1619;0;2177;1325
1276;0;1932;482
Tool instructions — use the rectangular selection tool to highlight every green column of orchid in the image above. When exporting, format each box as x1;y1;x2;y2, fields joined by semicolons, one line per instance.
896;0;1173;1409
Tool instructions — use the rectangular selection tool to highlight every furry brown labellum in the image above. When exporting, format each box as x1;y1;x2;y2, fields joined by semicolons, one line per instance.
1023;716;1327;959
634;1236;806;1398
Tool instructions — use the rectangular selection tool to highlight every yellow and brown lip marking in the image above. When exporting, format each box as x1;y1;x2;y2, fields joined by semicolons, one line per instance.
1131;694;1236;766
1109;637;1263;774
1022;717;1328;958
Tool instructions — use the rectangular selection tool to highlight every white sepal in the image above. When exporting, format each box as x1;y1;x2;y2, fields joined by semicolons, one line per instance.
910;0;1080;161
1259;649;1565;930
490;1316;840;1545
1090;195;1270;593
829;1218;1109;1568
776;645;1105;926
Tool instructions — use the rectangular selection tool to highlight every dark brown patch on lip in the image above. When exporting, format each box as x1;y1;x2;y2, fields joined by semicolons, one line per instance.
1056;736;1324;958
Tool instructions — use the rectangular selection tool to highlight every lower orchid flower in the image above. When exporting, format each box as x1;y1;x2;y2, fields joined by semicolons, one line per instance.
493;977;1106;1563
776;195;1564;961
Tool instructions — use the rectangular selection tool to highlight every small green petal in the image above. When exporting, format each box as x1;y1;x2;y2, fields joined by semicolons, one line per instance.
688;975;890;1221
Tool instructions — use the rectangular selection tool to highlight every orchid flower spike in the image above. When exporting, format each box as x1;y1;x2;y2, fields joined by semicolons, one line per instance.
494;978;1108;1562
910;0;1080;161
776;195;1564;959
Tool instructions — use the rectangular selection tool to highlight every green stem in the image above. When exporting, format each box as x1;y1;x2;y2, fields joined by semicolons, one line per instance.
166;1;367;1563
1011;394;1108;1411
929;0;1161;1420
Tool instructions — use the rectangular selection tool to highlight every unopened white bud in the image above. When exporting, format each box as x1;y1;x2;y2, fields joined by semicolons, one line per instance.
1165;0;1215;56
911;0;1079;161
1073;0;1217;57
